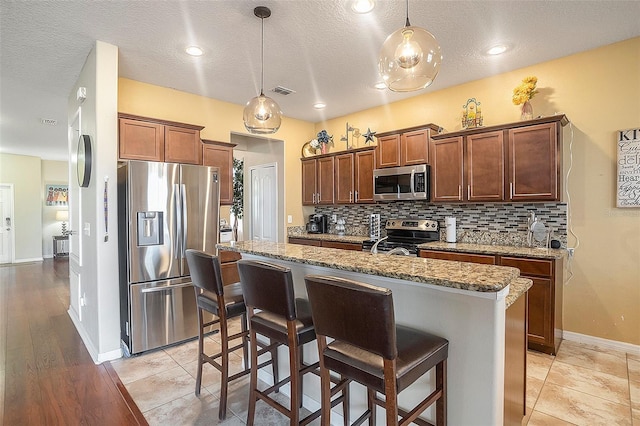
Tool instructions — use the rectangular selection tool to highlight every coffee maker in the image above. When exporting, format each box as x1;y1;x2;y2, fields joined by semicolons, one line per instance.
306;214;328;234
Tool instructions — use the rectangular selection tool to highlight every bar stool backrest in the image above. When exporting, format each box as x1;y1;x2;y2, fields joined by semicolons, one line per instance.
305;275;397;360
237;259;297;321
185;249;224;296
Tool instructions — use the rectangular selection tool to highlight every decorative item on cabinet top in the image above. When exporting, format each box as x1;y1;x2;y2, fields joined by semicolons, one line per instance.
462;98;483;129
512;76;538;121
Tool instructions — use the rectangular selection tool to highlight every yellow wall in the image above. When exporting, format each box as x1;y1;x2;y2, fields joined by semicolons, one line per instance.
118;37;639;345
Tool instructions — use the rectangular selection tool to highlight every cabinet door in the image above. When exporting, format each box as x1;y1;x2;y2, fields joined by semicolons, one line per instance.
523;276;552;348
508;122;559;201
335;153;355;204
165;126;201;164
301;159;317;205
401;128;429;166
466;131;505;202
202;143;234;205
354;150;375;203
317;157;335;204
119;118;164;161
430;137;464;202
376;134;401;168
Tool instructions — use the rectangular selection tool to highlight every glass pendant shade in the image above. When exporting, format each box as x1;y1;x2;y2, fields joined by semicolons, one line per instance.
243;92;281;134
378;25;442;92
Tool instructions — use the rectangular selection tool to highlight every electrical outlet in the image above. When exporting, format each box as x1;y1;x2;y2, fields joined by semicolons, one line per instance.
567;248;575;258
331;214;337;223
287;215;292;224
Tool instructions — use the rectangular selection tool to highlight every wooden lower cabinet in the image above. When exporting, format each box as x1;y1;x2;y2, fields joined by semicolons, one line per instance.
504;292;527;425
500;256;563;355
288;238;362;251
418;249;563;355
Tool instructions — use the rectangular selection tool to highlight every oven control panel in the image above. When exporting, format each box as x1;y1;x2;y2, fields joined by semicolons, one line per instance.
385;219;439;231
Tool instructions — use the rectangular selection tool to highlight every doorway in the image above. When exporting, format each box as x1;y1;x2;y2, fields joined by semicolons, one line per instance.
0;183;15;264
249;163;277;242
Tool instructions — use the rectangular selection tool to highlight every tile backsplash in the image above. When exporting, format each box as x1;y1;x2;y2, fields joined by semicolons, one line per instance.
314;201;568;247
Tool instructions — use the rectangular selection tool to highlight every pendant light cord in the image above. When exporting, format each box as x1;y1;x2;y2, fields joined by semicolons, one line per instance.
260;14;265;96
405;0;410;27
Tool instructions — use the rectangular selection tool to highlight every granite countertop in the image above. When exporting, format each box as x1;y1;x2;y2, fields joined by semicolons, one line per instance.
288;232;370;244
418;241;567;260
218;241;520;294
505;278;533;309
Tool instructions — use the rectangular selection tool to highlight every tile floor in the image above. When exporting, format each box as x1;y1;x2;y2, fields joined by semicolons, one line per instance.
110;319;640;425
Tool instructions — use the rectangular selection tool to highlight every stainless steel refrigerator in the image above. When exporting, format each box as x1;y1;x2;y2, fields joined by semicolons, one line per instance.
118;160;219;355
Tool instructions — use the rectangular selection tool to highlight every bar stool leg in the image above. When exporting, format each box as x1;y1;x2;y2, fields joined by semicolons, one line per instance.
241;312;249;369
195;308;204;396
287;321;301;424
384;358;399;426
436;359;447;425
367;389;376;426
247;326;259;426
342;374;350;426
218;314;230;420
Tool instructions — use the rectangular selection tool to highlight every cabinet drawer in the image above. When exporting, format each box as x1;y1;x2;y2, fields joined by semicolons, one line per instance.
321;241;362;251
500;257;552;277
288;237;322;247
419;250;496;265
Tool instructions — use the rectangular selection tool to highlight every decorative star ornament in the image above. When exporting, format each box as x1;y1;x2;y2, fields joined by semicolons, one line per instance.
363;128;377;144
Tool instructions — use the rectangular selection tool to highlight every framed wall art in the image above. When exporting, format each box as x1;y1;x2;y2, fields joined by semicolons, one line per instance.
45;184;68;207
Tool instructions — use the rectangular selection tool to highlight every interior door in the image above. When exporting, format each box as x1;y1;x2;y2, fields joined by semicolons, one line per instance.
0;184;14;264
249;163;277;242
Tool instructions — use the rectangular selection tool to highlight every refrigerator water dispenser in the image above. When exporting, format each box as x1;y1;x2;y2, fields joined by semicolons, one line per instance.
137;211;163;246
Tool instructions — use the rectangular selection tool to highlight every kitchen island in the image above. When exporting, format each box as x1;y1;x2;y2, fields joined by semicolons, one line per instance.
218;241;530;425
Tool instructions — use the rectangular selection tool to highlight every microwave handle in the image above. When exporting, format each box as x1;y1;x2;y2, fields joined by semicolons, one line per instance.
410;169;416;196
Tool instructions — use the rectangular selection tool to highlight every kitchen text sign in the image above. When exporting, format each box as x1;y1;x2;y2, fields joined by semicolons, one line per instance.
617;128;640;207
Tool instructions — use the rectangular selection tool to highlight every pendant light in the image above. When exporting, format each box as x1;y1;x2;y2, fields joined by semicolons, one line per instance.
378;0;442;92
243;6;282;134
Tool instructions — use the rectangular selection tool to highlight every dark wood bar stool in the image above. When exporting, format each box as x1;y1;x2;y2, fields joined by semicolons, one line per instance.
304;275;449;426
237;259;349;426
185;249;278;420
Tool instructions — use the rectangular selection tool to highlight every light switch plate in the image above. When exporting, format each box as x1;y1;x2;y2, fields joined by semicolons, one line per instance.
84;222;91;236
287;215;292;224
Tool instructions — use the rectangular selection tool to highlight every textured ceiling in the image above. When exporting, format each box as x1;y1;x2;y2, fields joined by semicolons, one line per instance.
1;0;639;161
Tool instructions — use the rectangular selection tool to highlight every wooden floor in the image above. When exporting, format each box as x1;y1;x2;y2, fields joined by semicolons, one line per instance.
0;259;147;425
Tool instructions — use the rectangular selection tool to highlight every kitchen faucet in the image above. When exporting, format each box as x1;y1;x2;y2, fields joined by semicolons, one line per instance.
370;236;388;254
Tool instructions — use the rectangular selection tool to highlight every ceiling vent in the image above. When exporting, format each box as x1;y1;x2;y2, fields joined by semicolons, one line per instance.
270;86;296;96
40;118;58;126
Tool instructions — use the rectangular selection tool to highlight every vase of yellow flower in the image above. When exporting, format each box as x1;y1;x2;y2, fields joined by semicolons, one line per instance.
512;76;538;121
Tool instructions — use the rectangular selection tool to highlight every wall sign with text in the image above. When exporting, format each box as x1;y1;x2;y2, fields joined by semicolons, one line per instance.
617;128;640;207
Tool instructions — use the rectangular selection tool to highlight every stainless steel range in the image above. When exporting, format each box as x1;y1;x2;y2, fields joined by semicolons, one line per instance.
362;218;440;256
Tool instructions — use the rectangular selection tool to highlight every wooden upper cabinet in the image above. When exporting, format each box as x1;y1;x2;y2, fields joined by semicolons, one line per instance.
354;149;375;203
301;159;318;205
301;156;334;205
508;122;559;201
118;113;204;164
430;136;464;202
375;124;439;168
119;118;164;161
317;157;335;204
401;128;429;165
165;126;201;164
202;140;235;205
335;153;355;204
466;131;505;202
376;134;401;168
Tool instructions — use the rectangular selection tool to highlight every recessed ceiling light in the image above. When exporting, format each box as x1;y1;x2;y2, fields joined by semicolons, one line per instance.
374;82;387;90
352;0;375;13
185;46;203;56
313;102;326;109
487;45;508;55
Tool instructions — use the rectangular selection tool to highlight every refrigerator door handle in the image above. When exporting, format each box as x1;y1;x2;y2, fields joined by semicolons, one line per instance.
140;282;193;293
181;184;187;258
174;183;181;259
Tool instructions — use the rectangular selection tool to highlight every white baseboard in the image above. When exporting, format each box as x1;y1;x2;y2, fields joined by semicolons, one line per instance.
68;308;122;364
563;330;640;356
13;257;44;263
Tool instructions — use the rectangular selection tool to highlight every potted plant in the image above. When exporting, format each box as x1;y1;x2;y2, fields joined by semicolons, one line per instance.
231;157;244;241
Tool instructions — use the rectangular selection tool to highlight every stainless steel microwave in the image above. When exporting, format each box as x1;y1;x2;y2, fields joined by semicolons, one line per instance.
373;164;430;201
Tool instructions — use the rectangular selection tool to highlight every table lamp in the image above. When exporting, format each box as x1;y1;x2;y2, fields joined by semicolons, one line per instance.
56;210;69;236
